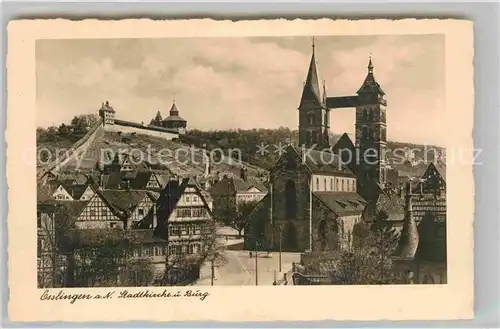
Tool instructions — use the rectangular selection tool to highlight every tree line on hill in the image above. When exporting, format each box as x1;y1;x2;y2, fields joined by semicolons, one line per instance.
37;114;100;145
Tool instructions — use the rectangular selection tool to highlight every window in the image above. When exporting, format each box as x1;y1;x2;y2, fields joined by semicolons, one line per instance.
342;179;344;191
101;209;107;217
109;222;117;228
323;179;326;191
144;246;154;257
37;212;42;228
138;208;144;216
176;208;191;218
192;208;206;218
185;196;191;203
89;209;96;216
352;181;356;192
316;178;319;191
335;179;339;191
180;224;188;235
330;179;333;191
170;225;181;236
187;244;194;254
192;195;198;202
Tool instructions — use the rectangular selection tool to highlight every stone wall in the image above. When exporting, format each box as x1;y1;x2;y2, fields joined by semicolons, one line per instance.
105;122;178;140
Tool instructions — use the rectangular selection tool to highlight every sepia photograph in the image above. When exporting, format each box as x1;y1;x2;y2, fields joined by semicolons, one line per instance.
7;18;473;322
35;34;447;288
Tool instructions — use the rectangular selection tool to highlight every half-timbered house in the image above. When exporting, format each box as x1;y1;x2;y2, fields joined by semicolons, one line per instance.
393;162;447;284
155;177;214;262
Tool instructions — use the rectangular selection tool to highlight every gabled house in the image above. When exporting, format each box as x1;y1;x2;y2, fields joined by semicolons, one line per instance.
155;177;214;261
392;162;447;284
208;168;268;222
51;184;95;201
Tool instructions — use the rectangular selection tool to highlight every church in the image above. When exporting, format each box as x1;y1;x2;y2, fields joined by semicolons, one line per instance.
245;40;387;253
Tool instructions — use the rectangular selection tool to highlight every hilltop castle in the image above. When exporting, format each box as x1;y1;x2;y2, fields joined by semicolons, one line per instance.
98;100;187;139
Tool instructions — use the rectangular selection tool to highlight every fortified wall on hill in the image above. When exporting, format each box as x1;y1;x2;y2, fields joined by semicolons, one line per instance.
98;100;186;140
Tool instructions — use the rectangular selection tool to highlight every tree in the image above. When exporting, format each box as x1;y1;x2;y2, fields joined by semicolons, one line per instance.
301;215;400;285
64;229;156;287
161;220;227;286
369;210;400;283
232;200;259;237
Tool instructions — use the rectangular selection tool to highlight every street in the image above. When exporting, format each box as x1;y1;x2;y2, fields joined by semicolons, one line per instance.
195;250;301;286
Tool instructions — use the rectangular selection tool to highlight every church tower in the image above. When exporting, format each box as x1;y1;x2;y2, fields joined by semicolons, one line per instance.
355;56;388;189
298;39;330;149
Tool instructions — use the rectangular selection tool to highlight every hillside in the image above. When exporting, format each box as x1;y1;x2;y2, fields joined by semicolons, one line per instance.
37;124;445;182
43;131;268;180
182;129;445;171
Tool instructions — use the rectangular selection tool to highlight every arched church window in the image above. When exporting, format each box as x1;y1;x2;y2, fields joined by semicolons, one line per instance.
352;180;356;191
362;127;370;140
324;178;327;191
316;178;320;191
368;109;373;121
330;179;333;190
342;179;344;191
336;178;339;191
285;180;297;219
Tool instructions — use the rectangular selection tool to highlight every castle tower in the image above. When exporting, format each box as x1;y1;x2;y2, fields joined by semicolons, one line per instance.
162;100;187;133
98;101;115;126
298;39;330;149
355;56;387;189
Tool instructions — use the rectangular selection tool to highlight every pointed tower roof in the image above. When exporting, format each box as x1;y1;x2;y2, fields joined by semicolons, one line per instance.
169;102;179;116
154;110;163;122
163;100;187;123
393;181;419;259
357;55;385;95
299;38;323;108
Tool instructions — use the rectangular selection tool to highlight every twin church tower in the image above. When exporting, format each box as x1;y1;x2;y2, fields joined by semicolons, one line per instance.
297;39;388;191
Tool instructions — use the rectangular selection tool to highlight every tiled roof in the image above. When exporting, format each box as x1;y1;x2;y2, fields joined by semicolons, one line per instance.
62;184;89;200
357;58;385;95
129;229;168;244
163;115;187;122
155;177;213;240
313;192;367;216
208;176;268;197
393;197;419;259
54;201;89;227
293;146;355;176
232;177;268;193
129;171;152;190
100;190;148;214
393;161;428;179
207;177;236;197
331;133;357;173
299;48;323;108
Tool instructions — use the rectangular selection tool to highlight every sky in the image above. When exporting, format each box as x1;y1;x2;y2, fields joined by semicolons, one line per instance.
36;34;445;145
